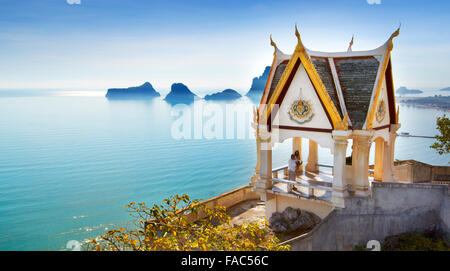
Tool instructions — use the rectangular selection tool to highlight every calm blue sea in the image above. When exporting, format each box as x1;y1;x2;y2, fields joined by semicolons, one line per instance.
0;90;448;251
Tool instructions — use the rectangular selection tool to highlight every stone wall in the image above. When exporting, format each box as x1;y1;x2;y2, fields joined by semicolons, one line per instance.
394;160;433;183
265;194;334;220
369;160;450;184
200;185;260;210
433;166;450;184
184;185;260;221
441;190;450;233
282;182;450;250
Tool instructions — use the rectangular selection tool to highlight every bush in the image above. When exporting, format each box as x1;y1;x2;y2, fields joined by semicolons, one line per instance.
355;227;449;251
84;194;289;251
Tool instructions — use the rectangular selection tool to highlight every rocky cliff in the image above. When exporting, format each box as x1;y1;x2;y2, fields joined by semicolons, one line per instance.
164;83;198;104
204;89;242;101
245;66;271;100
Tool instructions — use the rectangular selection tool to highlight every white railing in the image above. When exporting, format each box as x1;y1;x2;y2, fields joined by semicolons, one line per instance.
271;165;288;179
267;177;333;201
316;163;333;169
312;163;375;175
271;177;333;192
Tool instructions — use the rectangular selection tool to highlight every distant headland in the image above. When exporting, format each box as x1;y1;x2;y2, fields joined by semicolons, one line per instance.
441;87;450;91
397;95;450;111
105;66;271;103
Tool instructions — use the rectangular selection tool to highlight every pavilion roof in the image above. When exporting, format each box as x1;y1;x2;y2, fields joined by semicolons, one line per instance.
260;26;400;130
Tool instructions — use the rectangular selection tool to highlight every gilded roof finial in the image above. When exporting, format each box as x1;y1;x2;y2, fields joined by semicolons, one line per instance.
347;35;354;52
387;23;401;50
270;34;278;55
295;24;305;51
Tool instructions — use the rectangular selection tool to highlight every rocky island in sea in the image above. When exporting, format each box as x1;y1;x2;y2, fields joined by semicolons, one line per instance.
441;87;450;91
105;82;160;99
396;86;423;95
105;66;270;103
245;66;271;101
164;83;198;104
204;89;242;101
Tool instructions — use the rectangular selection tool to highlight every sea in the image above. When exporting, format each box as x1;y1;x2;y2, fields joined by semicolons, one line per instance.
0;89;448;251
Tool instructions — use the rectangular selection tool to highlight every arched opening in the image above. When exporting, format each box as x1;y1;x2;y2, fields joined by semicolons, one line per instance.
269;136;336;199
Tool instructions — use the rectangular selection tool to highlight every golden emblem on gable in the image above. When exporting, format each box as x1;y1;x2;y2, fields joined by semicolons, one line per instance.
288;99;314;124
376;100;386;123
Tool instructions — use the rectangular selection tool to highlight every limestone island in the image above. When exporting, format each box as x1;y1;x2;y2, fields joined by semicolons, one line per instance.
396;86;423;95
245;66;271;101
105;82;160;99
204;89;242;101
164;83;198;104
440;87;450;91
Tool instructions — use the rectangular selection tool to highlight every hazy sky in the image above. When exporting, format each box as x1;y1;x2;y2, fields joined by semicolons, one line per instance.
0;0;449;95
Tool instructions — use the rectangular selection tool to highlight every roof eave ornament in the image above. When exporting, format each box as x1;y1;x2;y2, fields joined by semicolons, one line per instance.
347;35;354;52
295;24;306;52
387;24;401;51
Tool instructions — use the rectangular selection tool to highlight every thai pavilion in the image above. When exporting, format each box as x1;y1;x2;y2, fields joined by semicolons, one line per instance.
251;25;401;215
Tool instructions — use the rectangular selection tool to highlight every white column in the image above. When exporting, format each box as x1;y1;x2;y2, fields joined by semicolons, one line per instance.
374;138;384;181
352;131;373;197
254;138;273;201
382;124;401;182
331;131;350;208
306;140;319;173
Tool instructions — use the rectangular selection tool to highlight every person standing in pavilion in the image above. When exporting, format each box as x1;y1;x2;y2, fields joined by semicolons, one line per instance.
294;150;302;177
288;154;297;192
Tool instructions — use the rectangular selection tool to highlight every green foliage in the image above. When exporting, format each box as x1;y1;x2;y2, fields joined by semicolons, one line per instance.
355;228;450;251
382;232;449;251
85;194;289;251
430;114;450;155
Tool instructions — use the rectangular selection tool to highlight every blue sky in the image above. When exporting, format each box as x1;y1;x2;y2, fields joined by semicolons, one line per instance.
0;0;449;95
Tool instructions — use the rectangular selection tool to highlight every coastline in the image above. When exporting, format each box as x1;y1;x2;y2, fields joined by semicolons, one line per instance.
396;96;450;112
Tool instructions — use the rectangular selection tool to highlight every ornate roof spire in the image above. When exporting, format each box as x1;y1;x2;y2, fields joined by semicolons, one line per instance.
270;34;278;55
347;35;354;52
295;24;305;51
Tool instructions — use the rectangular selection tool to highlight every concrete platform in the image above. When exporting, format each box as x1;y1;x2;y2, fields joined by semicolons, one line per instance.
228;199;266;225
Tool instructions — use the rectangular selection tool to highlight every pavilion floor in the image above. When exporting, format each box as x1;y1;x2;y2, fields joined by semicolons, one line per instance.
272;170;374;201
271;169;375;201
272;170;333;201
